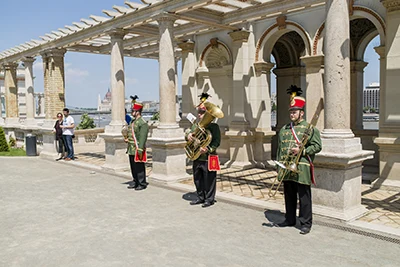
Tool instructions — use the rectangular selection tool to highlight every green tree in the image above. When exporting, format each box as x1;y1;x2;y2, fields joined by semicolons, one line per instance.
0;127;9;152
151;112;160;121
76;113;96;130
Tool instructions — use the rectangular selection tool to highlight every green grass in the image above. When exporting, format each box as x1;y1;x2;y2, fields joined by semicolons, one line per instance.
0;148;27;156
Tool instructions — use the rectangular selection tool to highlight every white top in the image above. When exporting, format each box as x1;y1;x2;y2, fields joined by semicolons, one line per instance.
62;116;75;135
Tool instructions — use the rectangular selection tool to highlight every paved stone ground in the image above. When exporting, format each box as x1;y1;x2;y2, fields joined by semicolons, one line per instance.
76;150;400;230
1;157;400;267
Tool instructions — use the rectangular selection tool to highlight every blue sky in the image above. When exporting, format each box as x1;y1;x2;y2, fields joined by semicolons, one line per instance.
0;0;380;108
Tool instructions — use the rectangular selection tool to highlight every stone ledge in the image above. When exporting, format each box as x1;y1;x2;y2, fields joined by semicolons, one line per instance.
315;150;374;169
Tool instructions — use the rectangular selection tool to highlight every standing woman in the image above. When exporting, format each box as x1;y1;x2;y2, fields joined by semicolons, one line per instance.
53;112;66;161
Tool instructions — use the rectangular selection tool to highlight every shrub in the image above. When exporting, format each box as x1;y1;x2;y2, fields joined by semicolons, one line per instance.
9;135;16;148
76;113;96;130
151;112;160;121
0;127;9;152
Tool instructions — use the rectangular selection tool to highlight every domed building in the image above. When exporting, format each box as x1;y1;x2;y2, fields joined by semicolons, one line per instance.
97;88;112;112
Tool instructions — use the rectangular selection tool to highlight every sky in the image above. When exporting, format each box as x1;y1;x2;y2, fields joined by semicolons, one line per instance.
0;0;380;108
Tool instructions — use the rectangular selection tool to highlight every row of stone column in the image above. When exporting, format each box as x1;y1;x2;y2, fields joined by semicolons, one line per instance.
1;49;65;128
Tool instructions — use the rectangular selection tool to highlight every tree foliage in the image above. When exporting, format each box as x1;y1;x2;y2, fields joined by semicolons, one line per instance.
151;112;160;121
76;113;96;130
0;127;9;152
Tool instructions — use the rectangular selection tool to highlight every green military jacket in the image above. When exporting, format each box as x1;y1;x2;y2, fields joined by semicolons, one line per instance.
276;120;322;185
126;116;149;156
186;122;221;161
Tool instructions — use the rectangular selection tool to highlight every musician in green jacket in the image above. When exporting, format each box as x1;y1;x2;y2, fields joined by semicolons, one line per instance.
124;100;149;191
276;86;322;235
186;96;221;208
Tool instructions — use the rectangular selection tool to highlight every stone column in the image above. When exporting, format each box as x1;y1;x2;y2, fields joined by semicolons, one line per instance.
175;58;181;122
312;0;373;221
41;48;66;127
3;63;19;126
178;40;196;130
148;13;187;182
301;55;325;130
350;60;368;131
100;29;129;172
374;0;400;185
273;67;306;131
225;29;255;169
253;61;275;167
23;57;37;126
38;93;45;116
39;48;66;158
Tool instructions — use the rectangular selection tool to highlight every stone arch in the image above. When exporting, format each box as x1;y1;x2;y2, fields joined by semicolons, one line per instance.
313;6;386;56
198;40;232;68
255;21;312;62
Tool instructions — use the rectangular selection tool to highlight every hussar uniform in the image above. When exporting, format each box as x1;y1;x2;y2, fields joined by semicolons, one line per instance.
276;86;322;234
126;101;149;190
186;96;222;208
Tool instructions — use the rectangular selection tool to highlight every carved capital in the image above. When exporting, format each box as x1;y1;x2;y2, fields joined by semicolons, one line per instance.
2;62;19;71
381;0;400;12
153;12;176;24
21;57;36;64
374;45;386;59
107;28;125;40
253;61;275;76
350;60;368;73
178;40;195;52
41;48;66;59
228;30;250;42
301;55;324;72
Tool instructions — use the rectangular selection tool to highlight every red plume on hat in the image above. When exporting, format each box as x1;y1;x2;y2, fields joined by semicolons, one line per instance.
130;94;143;111
287;85;305;110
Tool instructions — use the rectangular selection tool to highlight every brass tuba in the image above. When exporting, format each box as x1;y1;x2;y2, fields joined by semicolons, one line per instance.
184;102;224;161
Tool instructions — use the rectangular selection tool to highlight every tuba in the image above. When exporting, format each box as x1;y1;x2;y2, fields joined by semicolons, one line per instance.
184;102;224;161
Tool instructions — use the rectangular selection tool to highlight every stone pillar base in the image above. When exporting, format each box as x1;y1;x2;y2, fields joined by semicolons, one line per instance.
253;131;274;169
39;130;58;159
373;137;400;188
313;137;374;221
148;126;188;183
225;121;256;169
0;117;4;126
99;133;129;172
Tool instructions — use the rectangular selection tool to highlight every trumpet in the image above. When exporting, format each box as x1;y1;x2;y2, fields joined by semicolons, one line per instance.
268;140;307;198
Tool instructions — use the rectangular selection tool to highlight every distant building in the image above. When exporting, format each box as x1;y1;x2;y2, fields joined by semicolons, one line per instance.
97;88;112;112
363;82;379;112
97;88;159;113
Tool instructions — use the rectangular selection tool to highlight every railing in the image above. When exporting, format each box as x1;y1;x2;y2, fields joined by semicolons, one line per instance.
73;128;105;144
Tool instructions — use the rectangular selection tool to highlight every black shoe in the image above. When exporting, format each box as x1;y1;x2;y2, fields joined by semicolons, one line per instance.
201;201;214;208
300;226;311;235
127;183;136;189
190;199;204;205
277;221;296;227
55;157;63;161
135;186;147;191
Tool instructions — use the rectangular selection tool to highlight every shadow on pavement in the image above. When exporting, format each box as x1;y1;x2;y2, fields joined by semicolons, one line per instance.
182;192;198;202
262;210;285;228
